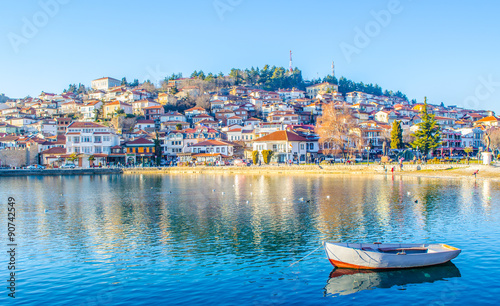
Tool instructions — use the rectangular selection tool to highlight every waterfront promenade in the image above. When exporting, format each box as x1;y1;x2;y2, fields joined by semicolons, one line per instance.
122;163;500;180
1;163;499;180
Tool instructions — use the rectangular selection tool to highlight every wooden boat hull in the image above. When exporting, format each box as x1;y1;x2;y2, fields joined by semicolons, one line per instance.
323;242;461;269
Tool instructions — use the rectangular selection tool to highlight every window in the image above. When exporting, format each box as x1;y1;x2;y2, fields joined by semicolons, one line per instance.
73;137;80;143
74;147;80;153
95;147;102;153
83;136;91;142
83;147;91;153
300;144;304;150
221;147;225;153
103;136;110;142
216;147;220;153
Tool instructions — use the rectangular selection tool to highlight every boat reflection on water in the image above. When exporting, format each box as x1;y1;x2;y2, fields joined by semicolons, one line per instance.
324;262;461;296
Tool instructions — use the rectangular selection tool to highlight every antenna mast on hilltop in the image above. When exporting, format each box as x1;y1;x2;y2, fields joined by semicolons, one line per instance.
332;60;335;78
289;50;293;73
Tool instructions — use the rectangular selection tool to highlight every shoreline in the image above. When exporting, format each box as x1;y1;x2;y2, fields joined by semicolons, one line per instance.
1;164;499;181
122;164;500;181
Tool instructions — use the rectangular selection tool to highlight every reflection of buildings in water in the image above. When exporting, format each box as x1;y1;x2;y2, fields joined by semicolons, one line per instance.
316;176;383;238
324;262;461;296
482;180;492;211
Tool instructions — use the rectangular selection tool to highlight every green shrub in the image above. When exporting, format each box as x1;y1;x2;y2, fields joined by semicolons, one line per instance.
262;150;274;164
252;150;259;165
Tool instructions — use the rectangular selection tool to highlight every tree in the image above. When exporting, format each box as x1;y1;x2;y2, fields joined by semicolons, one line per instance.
141;80;156;93
390;120;403;149
411;97;441;156
170;86;179;95
252;150;259;165
489;127;500;156
176;123;182;130
195;95;210;110
121;77;128;86
67;153;78;165
114;109;125;117
464;147;473;158
93;106;102;121
0;93;9;103
261;150;274;164
316;104;359;159
130;79;139;87
154;132;162;166
88;155;95;167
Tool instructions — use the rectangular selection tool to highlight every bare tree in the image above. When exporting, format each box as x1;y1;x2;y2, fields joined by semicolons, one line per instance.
195;94;211;110
487;127;500;155
141;80;156;93
316;104;359;159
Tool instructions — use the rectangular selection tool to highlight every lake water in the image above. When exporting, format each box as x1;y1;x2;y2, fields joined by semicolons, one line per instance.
1;174;499;305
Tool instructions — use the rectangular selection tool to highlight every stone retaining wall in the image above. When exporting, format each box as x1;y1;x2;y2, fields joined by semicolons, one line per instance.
0;168;122;177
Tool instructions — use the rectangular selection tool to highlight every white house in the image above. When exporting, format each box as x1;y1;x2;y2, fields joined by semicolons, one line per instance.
374;110;397;124
80;100;103;122
65;122;120;156
252;130;308;163
91;77;121;90
189;140;234;156
161;112;186;123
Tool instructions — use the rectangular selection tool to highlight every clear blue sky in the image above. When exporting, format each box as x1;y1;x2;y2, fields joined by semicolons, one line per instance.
1;0;499;113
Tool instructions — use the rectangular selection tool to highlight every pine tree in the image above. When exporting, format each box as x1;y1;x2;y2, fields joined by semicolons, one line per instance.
390;120;403;149
411;97;441;156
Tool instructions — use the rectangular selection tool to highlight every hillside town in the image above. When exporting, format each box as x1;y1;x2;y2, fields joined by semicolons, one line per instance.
0;75;498;168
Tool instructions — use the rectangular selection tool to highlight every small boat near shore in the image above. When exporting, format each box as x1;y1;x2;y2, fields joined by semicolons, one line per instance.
323;242;461;269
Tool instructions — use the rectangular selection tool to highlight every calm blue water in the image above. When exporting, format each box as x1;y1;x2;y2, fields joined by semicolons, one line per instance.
1;174;499;305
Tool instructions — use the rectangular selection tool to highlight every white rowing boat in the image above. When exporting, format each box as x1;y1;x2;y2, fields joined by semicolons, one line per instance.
323;242;461;269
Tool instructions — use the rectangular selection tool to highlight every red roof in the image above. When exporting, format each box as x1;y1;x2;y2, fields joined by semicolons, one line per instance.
191;140;232;147
254;131;308;142
40;147;66;155
126;138;154;145
185;107;206;112
68;122;106;128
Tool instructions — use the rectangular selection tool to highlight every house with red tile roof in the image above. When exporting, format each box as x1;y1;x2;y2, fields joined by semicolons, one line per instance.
103;101;132;117
474;115;499;127
124;137;155;165
185;107;207;121
65;121;120;160
143;105;165;121
252;130;309;163
189;139;235;156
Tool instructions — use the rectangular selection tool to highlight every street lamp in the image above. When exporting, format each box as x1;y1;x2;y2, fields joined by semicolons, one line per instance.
365;140;373;165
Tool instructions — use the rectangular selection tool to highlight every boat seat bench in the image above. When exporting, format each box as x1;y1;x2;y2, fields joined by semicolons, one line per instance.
378;247;428;252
